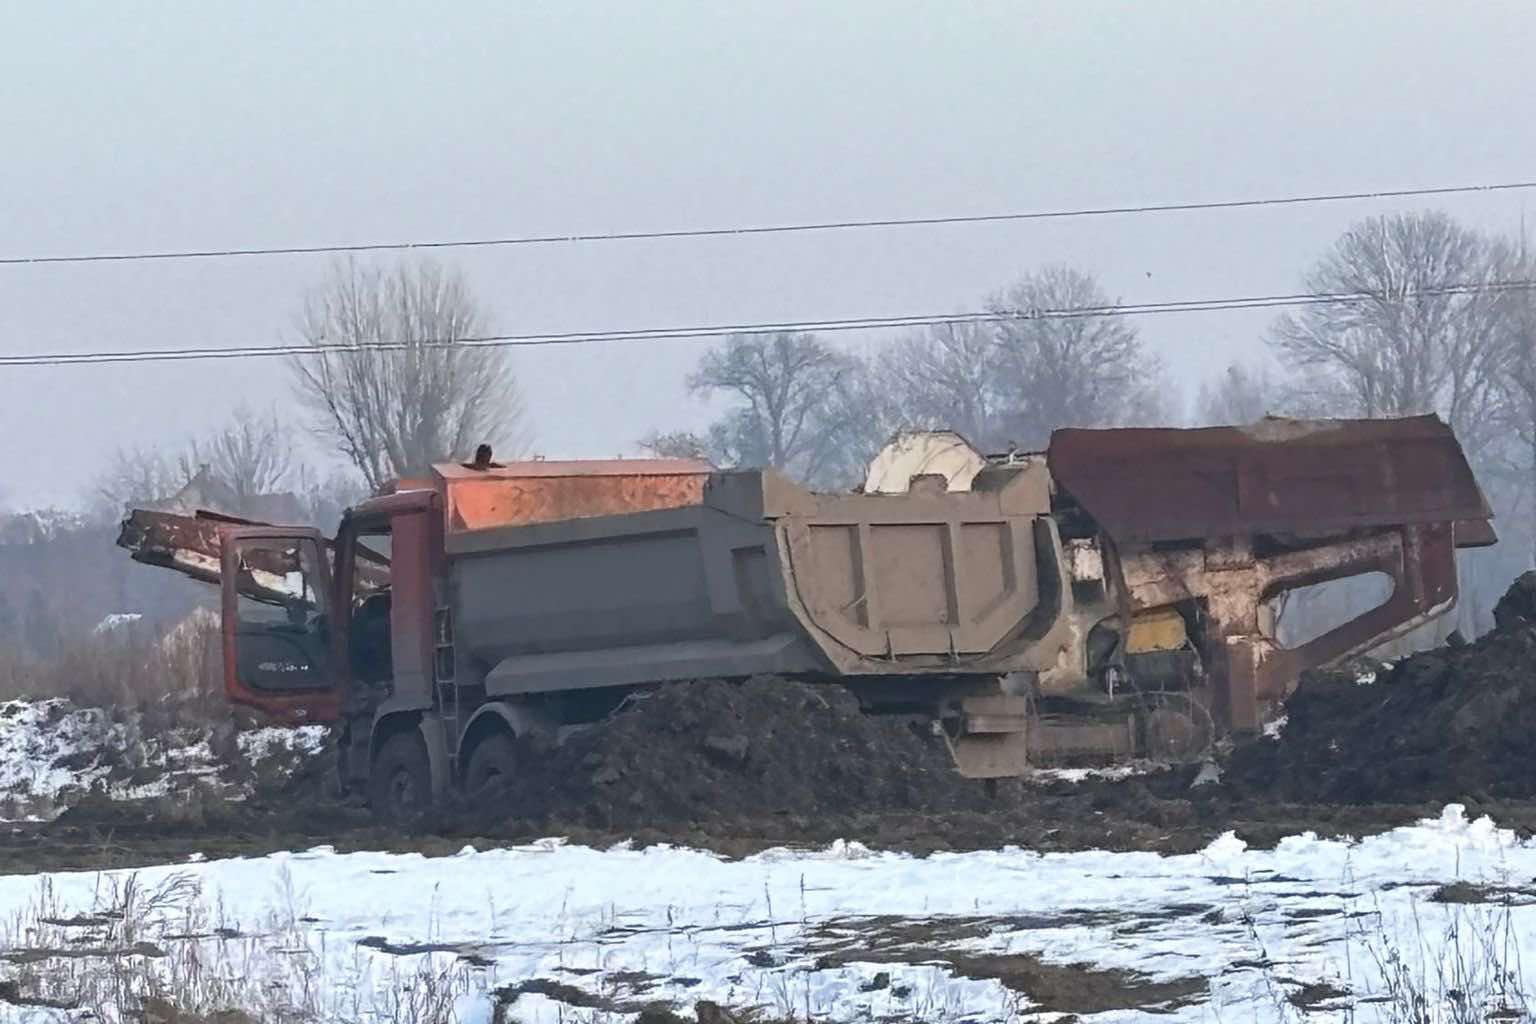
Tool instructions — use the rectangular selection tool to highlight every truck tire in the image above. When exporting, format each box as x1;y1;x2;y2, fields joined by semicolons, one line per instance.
369;732;432;823
464;732;518;795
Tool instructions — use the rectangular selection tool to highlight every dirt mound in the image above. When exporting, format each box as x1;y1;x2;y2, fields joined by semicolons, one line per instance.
1229;572;1536;803
33;576;1536;864
498;677;1005;832
1495;571;1536;631
454;676;1257;854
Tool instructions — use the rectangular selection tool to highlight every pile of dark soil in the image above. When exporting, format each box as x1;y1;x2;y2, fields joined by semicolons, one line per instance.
498;677;1015;832
15;678;1237;870
1228;571;1536;804
27;574;1536;869
463;673;1250;853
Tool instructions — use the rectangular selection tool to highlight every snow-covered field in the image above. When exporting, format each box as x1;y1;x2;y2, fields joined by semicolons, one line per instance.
0;806;1532;1022
0;698;327;819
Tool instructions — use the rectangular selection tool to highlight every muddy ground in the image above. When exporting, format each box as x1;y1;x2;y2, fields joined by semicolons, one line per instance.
1227;571;1536;805
1;769;1484;876
2;572;1533;876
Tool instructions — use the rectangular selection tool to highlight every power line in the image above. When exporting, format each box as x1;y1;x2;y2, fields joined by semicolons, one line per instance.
5;181;1536;267
5;278;1532;368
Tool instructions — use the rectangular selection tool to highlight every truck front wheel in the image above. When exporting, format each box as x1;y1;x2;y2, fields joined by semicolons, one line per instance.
464;732;518;796
370;732;432;823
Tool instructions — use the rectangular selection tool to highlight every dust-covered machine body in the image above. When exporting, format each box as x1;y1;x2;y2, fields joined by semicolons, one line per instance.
118;415;1493;817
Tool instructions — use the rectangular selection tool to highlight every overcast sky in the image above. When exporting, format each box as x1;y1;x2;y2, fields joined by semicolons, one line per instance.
2;2;1534;509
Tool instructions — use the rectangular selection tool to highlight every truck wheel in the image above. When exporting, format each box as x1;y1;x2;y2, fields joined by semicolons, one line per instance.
370;732;432;823
465;733;518;795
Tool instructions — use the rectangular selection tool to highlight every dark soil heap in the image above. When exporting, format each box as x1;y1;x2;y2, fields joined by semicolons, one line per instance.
1229;571;1536;804
31;578;1536;868
501;677;1007;832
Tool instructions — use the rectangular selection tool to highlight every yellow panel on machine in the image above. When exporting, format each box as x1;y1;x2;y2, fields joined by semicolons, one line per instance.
1127;607;1188;653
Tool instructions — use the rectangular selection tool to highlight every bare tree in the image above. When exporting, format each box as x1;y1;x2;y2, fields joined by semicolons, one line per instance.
1271;212;1534;636
1272;368;1360;419
987;266;1164;449
1193;361;1356;426
1494;234;1536;567
92;446;188;517
868;268;1164;452
687;332;857;484
290;260;529;491
1194;362;1280;426
91;407;301;519
1270;211;1508;463
186;406;296;510
808;354;910;488
294;465;370;527
637;430;715;463
874;321;1003;447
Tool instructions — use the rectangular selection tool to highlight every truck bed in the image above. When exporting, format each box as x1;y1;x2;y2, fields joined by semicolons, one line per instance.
444;465;1065;696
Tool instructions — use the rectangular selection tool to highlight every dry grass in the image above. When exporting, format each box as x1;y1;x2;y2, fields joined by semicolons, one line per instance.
1241;877;1534;1023
0;610;224;716
1353;897;1530;1024
0;869;485;1023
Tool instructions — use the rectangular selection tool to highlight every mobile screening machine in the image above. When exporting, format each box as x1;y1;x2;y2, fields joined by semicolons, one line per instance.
119;415;1493;819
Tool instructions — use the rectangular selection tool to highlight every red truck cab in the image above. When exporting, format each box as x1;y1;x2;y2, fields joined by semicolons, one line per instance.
212;459;713;814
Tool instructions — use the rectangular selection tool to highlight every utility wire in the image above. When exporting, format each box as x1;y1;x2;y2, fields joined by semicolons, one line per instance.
5;278;1533;368
4;181;1536;267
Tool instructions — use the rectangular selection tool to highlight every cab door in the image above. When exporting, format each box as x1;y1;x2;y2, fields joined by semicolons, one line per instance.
220;527;343;723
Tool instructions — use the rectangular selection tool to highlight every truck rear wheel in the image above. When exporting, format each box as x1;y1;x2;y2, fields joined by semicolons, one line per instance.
464;732;518;795
370;732;432;823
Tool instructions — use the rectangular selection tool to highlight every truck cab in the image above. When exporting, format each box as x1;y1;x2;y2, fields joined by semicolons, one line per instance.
217;461;715;820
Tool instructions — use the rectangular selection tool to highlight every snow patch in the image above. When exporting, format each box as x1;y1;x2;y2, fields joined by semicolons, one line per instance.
237;724;328;762
0;806;1530;1021
92;612;144;635
1030;760;1166;784
0;698;325;820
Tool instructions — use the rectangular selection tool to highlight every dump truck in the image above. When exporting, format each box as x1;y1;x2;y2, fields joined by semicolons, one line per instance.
119;415;1493;819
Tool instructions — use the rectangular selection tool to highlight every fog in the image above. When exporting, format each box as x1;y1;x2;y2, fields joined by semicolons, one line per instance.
3;2;1534;507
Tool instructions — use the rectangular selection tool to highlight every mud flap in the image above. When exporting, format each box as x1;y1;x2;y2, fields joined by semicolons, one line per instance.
417;714;452;800
942;696;1031;778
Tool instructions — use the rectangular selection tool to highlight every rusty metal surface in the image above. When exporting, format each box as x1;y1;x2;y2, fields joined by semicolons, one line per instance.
1028;716;1138;764
117;509;386;591
942;695;1032;778
1455;517;1499;548
218;525;345;726
1048;414;1493;545
116;424;1495;774
1042;415;1493;738
117;509;233;586
436;458;713;533
1115;522;1460;733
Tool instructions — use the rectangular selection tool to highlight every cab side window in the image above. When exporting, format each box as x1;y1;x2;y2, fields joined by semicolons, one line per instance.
230;536;330;692
349;529;394;683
